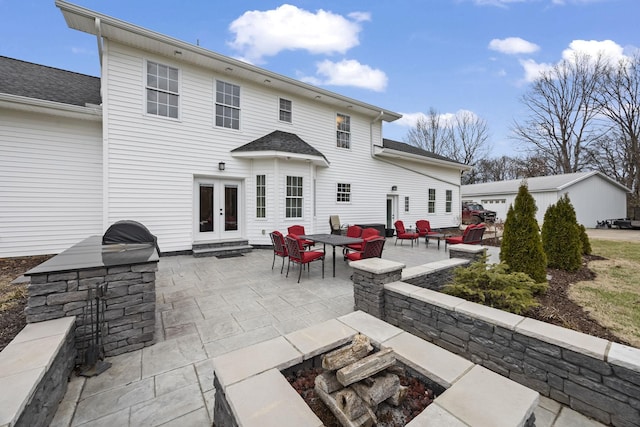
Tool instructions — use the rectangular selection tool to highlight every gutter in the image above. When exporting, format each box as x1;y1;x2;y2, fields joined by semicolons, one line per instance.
0;93;102;120
370;110;385;158
95;17;103;66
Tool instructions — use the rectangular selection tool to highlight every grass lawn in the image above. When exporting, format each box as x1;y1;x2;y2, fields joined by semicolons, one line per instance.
569;239;640;347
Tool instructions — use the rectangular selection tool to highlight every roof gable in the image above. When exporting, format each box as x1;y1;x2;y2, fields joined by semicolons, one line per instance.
231;130;329;166
462;171;631;195
0;56;101;107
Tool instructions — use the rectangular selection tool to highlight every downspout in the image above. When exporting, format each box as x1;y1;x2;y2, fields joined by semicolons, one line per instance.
95;18;103;67
370;110;385;158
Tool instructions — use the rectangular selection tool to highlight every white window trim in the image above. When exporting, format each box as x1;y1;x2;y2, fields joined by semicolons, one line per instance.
144;59;181;121
336;112;351;150
336;183;351;204
285;176;303;219
214;79;241;130
278;97;293;124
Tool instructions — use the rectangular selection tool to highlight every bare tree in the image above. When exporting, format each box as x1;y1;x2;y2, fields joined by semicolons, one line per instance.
405;108;490;168
593;54;640;209
447;110;491;165
405;107;449;153
511;53;607;174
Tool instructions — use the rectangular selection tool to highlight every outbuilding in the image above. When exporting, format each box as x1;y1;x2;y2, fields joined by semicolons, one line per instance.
461;171;630;227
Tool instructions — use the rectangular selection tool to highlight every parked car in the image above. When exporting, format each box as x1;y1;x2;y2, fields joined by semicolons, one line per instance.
462;202;496;224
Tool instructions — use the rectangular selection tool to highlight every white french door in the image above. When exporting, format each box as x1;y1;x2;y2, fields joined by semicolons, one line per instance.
194;179;242;241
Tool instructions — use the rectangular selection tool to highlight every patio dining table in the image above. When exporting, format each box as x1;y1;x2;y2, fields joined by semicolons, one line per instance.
299;233;363;277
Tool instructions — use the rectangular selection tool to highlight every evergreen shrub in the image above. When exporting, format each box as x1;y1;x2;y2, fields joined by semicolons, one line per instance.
500;184;547;283
541;194;582;271
443;256;548;315
579;224;592;255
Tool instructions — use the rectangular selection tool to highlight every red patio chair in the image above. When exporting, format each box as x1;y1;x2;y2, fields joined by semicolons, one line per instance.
416;220;440;246
269;231;288;274
285;235;325;283
445;224;486;249
287;225;314;249
393;220;419;246
345;227;379;253
345;237;386;261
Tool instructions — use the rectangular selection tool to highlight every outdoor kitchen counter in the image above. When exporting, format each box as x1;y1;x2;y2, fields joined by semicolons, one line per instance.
25;235;159;276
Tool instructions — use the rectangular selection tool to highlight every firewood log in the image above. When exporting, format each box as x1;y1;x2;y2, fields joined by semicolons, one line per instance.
315;371;343;394
351;373;400;406
314;384;374;427
336;348;396;386
322;333;373;370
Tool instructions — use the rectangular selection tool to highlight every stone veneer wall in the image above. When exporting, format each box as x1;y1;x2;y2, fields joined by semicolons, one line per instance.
26;262;157;363
350;257;640;427
13;325;76;427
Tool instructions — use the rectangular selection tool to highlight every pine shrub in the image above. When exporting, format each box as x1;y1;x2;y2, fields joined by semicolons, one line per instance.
443;256;547;315
579;224;592;255
500;184;547;283
541;194;582;271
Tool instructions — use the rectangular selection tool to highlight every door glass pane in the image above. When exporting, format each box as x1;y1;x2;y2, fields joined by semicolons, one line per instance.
225;185;238;231
200;185;214;232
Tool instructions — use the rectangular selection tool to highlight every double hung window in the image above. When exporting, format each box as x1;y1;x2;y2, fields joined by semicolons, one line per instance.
336;113;351;149
286;176;303;218
428;189;436;213
146;61;179;118
215;80;240;129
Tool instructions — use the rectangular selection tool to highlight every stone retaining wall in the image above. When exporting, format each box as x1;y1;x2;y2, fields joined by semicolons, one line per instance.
0;317;76;427
350;257;640;427
26;262;157;363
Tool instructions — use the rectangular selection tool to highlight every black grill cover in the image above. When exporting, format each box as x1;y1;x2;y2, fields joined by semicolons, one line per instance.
102;220;161;255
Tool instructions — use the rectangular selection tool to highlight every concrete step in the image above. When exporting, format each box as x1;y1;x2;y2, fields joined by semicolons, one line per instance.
192;244;253;258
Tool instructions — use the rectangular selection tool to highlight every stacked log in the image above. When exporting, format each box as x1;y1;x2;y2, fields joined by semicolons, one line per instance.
314;334;407;427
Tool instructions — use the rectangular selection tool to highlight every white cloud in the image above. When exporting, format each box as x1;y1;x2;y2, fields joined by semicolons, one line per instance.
489;37;540;55
228;4;367;62
561;39;625;64
519;39;629;82
302;59;388;92
519;58;554;82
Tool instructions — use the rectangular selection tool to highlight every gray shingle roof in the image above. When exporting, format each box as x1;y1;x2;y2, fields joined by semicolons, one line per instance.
462;171;630;195
232;130;328;162
0;56;101;107
382;139;463;164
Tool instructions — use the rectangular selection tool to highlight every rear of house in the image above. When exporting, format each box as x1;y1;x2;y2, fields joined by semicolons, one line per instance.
0;1;469;258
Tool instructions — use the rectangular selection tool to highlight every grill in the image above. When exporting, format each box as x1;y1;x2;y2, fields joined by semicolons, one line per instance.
102;220;161;255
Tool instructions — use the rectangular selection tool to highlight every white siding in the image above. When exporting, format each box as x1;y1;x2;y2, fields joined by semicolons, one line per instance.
564;177;627;227
99;41;464;252
0;108;102;257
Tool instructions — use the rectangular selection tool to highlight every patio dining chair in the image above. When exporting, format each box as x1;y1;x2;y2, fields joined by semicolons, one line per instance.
345;236;386;261
393;220;419;246
345;227;380;254
329;215;342;235
285;235;325;283
269;231;288;273
288;225;314;249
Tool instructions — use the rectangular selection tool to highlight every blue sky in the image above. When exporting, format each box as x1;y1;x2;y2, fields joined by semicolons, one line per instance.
1;0;638;156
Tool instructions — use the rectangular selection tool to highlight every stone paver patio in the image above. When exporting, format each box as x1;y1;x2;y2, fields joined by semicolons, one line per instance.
47;241;604;426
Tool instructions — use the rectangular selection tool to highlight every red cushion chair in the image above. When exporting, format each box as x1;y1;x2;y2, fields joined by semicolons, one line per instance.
345;227;379;253
285;235;325;283
393;220;419;246
345;237;386;261
287;225;314;249
415;220;440;246
445;224;486;249
269;231;288;273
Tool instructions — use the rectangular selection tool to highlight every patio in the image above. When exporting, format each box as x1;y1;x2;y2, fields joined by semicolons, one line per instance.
47;241;603;426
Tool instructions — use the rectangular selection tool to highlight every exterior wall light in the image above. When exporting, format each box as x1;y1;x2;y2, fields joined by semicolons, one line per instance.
391;185;397;191
218;161;226;171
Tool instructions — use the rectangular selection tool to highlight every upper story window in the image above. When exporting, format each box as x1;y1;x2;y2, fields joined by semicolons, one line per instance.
446;190;453;213
336;113;351;149
404;196;410;212
215;80;240;129
336;183;351;203
286;176;303;218
279;98;292;123
256;175;266;218
146;61;179;119
428;189;436;213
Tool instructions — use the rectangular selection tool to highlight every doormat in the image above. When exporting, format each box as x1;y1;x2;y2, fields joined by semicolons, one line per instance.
216;253;244;259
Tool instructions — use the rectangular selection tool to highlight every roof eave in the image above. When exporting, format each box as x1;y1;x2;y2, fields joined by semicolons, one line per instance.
0;93;102;121
374;146;471;171
231;150;330;167
55;0;401;122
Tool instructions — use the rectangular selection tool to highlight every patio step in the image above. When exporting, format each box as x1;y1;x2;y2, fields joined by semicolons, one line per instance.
192;240;253;258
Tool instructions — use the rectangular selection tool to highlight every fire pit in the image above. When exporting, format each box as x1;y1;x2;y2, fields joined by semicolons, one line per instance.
212;311;539;427
283;333;437;426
